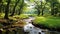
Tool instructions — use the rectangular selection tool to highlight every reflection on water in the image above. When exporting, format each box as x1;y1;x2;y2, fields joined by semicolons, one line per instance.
23;17;60;34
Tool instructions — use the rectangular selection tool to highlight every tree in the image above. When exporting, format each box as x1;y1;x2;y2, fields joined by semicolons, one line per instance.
34;1;41;16
49;0;59;15
4;0;11;19
18;0;24;15
0;0;2;13
34;0;47;16
10;0;20;16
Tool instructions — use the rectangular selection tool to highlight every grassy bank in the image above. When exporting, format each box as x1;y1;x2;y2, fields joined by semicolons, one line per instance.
33;16;60;31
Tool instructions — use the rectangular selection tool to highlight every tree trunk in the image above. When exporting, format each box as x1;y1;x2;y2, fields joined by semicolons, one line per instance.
54;8;58;16
0;0;2;13
59;13;60;16
41;1;43;16
4;0;11;19
42;9;43;15
51;2;55;15
10;0;20;16
41;1;47;16
18;0;24;15
37;9;40;16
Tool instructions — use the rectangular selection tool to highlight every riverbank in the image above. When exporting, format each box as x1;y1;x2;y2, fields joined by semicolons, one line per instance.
33;16;60;32
0;14;29;34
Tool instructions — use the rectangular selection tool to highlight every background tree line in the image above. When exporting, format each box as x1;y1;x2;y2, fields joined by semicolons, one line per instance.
0;0;60;19
29;0;60;16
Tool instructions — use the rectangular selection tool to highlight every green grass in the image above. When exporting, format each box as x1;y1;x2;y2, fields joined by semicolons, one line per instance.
0;13;29;20
13;14;29;19
0;13;5;18
33;16;60;29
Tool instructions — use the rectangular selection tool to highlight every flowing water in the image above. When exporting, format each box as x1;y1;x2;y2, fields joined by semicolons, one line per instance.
23;17;60;34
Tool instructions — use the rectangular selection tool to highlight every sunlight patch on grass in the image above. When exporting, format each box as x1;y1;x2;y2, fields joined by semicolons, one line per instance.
13;14;29;19
0;13;5;18
9;17;17;20
34;16;47;24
